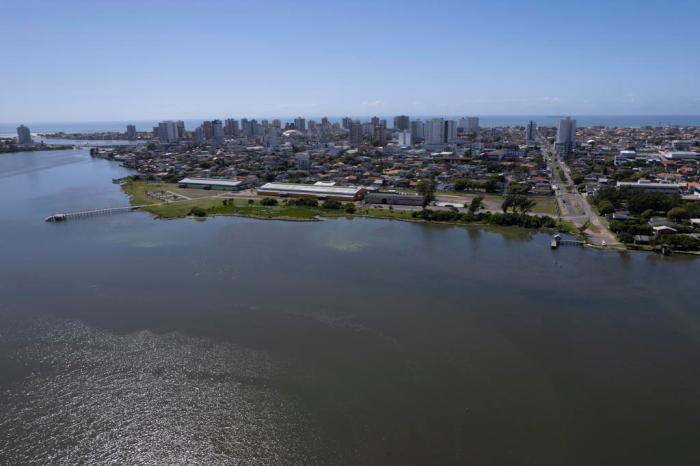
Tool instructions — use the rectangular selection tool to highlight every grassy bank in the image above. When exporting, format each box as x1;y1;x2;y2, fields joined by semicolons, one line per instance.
122;180;563;232
123;180;415;221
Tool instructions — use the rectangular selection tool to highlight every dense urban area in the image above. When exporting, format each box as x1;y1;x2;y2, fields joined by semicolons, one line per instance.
10;116;700;253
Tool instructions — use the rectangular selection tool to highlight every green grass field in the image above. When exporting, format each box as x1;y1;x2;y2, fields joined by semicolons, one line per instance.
123;180;558;223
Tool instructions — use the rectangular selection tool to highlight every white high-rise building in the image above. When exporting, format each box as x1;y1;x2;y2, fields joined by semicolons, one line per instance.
397;131;412;147
158;121;179;143
16;125;32;144
556;117;576;156
424;118;445;145
423;119;456;145
556;117;576;144
466;117;479;134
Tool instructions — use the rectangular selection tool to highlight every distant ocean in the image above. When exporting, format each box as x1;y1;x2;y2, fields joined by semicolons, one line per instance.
2;115;700;136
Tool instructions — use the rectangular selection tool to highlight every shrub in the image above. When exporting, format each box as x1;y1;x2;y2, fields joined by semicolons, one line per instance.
289;198;319;207
260;197;278;206
189;207;207;217
321;200;343;209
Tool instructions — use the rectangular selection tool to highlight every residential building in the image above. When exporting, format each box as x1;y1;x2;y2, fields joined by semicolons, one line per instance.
212;120;224;145
16;125;32;144
397;131;412;147
350;122;363;146
411;120;425;141
525;120;537;143
394;115;410;130
424;118;445;145
126;124;136;140
296;152;311;171
556;116;576;155
224;118;239;137
373;123;386;146
158;120;179;143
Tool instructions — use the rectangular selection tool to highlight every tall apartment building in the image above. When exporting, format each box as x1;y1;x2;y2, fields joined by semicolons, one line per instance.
16;125;32;144
525;120;537;143
393;115;410;130
397;131;412;147
373;123;386;146
224;118;239;137
158;120;179;143
555;116;576;155
212;120;224;145
350;122;363;146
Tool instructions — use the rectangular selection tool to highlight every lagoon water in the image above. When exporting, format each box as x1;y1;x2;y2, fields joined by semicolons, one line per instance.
1;149;699;465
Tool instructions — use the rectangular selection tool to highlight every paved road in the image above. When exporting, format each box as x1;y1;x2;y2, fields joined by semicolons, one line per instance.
537;133;623;248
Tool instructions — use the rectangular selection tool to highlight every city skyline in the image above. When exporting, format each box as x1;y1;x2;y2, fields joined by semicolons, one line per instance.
2;0;700;122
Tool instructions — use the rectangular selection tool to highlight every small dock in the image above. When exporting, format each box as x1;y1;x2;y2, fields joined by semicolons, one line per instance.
550;234;584;249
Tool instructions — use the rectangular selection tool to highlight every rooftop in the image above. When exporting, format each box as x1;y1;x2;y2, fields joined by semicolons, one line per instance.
179;177;243;187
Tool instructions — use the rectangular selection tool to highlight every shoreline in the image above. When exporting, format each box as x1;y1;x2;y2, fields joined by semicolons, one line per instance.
121;179;581;235
118;180;695;256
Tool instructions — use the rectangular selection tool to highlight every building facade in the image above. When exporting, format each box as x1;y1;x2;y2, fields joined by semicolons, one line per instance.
16;125;32;144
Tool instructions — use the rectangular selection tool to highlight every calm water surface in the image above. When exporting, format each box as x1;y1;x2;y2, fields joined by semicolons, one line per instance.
1;149;699;465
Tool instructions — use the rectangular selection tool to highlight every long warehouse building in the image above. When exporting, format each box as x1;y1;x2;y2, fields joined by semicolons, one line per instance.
257;182;367;201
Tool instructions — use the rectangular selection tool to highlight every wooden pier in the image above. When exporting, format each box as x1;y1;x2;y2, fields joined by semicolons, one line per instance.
44;205;150;222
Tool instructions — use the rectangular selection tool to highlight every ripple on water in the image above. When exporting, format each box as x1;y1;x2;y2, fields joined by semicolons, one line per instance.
0;318;316;465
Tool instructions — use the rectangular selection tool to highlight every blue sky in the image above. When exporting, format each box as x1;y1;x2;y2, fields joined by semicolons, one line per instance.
2;0;699;122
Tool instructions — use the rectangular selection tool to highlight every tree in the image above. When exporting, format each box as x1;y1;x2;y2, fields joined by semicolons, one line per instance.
321;200;342;209
484;177;499;193
344;203;356;214
516;196;536;214
502;194;535;214
501;195;514;213
598;200;615;215
468;196;484;214
454;178;468;191
417;180;436;208
668;206;689;222
260;197;278;206
571;172;585;185
507;182;531;195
